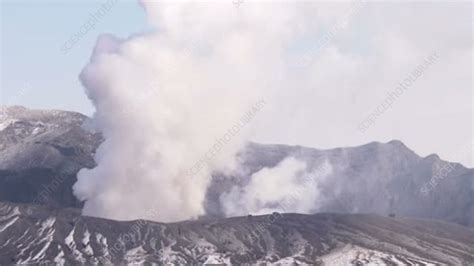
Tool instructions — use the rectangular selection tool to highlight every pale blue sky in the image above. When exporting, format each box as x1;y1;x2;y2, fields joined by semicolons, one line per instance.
0;0;351;116
1;0;149;115
1;0;373;116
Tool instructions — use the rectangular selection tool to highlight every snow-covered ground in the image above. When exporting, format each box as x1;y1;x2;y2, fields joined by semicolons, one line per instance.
0;202;472;265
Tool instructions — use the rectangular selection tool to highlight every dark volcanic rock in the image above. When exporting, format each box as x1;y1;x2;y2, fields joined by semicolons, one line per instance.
0;106;102;208
0;201;473;265
0;169;82;208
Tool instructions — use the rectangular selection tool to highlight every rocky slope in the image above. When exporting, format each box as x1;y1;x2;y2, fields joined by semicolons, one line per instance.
0;106;102;208
207;141;474;227
0;106;101;171
0;106;473;227
0;201;473;265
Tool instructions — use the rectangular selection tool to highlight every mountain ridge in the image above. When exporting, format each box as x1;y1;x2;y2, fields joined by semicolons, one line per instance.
0;106;473;227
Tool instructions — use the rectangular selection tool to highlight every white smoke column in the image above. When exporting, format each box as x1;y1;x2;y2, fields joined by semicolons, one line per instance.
220;157;333;216
72;1;315;222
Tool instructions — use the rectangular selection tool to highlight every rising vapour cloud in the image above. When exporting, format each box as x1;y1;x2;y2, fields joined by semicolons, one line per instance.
72;1;320;222
220;157;333;216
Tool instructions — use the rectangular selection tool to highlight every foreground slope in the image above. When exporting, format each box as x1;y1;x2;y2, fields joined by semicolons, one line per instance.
0;201;473;265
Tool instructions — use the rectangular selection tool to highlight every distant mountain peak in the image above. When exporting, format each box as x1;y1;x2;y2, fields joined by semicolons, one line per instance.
387;139;405;147
0;106;473;228
0;105;86;120
424;153;441;161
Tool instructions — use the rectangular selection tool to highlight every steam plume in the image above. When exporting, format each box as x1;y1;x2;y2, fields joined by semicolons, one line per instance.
72;1;311;222
220;157;333;216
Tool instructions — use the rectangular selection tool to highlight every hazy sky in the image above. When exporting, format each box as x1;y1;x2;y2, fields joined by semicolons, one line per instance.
1;0;148;114
1;0;472;167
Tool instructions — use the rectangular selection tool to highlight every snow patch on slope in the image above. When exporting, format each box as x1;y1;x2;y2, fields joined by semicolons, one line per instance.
320;245;437;265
